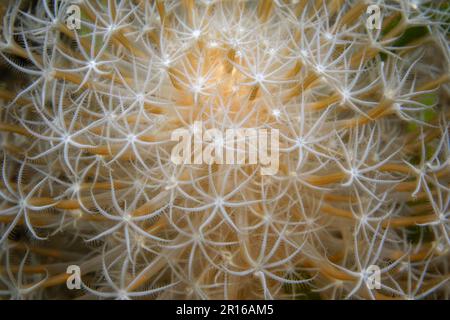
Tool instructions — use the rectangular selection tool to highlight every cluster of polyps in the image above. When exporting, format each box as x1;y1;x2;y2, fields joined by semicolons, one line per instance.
0;0;449;299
